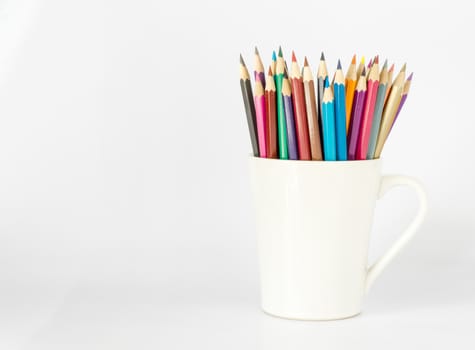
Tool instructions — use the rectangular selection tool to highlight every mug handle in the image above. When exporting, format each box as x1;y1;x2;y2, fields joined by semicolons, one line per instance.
365;175;428;293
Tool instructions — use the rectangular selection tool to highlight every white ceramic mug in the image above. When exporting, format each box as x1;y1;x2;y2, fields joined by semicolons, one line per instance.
249;157;427;321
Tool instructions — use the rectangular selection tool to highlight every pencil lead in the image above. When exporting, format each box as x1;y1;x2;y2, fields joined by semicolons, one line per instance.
254;47;259;55
351;54;356;64
389;63;395;72
368;58;373;67
374;55;379;64
291;51;297;62
272;51;277;61
400;63;407;72
361;56;365;64
304;56;309;66
324;76;329;88
362;67;366;76
278;46;283;57
383;59;388;69
407;72;414;80
268;66;272;75
337;59;342;70
321;52;325;60
240;54;245;66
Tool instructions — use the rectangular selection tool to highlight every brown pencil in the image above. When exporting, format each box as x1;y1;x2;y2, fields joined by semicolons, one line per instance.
290;51;311;160
302;57;323;160
240;54;259;156
265;67;278;158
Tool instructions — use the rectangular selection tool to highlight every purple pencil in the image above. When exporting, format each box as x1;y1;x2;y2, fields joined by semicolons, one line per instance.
282;78;299;160
254;47;266;86
391;72;413;130
347;70;367;160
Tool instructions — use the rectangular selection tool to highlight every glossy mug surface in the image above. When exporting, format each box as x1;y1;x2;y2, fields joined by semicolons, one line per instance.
249;157;427;321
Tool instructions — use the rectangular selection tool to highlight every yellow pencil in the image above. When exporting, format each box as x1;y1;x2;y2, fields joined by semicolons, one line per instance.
345;55;357;132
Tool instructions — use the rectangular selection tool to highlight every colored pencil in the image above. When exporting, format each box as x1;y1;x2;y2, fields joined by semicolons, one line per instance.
356;57;380;160
254;80;267;158
302;57;323;160
254;47;265;86
391;72;413;129
317;52;328;140
271;51;277;76
333;60;347;160
282;77;299;160
384;63;395;105
367;60;389;159
345;55;357;133
321;78;336;161
265;67;278;158
347;69;367;160
239;54;259;156
374;65;406;158
356;56;365;80
290;51;311;160
275;47;289;159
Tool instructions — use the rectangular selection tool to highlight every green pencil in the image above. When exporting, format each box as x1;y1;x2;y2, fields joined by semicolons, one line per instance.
275;47;288;159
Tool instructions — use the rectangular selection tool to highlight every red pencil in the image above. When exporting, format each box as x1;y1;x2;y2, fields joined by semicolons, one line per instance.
265;67;278;158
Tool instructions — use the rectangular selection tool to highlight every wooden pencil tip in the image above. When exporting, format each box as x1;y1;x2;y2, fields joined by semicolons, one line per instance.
291;51;296;62
374;55;379;64
368;58;373;67
320;52;325;60
407;72;414;80
240;54;245;65
254;47;259;55
383;59;388;69
362;67;366;76
268;66;273;75
278;46;283;57
400;63;407;72
337;59;342;70
272;51;277;61
389;64;395;72
304;56;309;66
351;54;356;64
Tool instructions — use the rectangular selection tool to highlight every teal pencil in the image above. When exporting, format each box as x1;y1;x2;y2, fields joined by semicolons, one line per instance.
321;78;336;161
367;60;388;159
333;60;347;160
275;47;289;159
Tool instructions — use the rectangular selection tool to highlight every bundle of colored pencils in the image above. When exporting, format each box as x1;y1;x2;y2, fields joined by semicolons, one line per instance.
239;47;413;160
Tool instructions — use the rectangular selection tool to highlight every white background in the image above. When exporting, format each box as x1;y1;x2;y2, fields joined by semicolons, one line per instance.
0;0;474;348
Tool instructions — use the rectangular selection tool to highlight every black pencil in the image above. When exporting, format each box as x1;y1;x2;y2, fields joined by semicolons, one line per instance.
240;54;259;156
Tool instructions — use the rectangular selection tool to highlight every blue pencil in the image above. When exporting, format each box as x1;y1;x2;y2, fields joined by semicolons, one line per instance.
321;78;336;161
282;77;299;160
333;60;347;160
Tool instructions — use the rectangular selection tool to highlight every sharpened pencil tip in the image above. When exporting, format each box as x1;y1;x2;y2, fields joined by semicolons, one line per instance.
374;55;379;64
362;67;366;76
407;72;414;80
321;52;325;60
351;54;356;64
389;63;395;72
400;63;407;72
337;59;342;70
278;46;283;57
268;66;272;75
254;47;259;55
324;76;329;88
240;54;245;65
361;56;365;64
272;51;277;61
292;51;296;62
304;56;309;66
383;59;388;69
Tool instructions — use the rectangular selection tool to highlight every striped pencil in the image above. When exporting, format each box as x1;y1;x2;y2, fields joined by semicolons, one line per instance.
356;56;365;80
290;51;311;160
391;72;413;130
317;52;328;139
367;60;389;159
302;57;323;160
374;64;406;158
384;63;395;104
333;60;347;160
275;47;289;159
254;47;265;86
254;80;267;158
356;57;380;160
347;68;367;160
239;54;259;156
321;78;336;161
345;55;357;133
265;67;278;158
282;77;299;160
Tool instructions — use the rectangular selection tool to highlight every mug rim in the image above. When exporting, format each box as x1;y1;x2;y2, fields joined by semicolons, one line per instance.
249;155;381;164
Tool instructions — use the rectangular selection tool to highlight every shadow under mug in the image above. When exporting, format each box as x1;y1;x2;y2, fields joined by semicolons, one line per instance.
249;157;428;321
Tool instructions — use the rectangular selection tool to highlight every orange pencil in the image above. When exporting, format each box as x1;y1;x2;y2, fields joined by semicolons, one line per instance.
345;55;357;132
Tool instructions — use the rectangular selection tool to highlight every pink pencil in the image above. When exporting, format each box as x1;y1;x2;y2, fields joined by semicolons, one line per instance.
254;80;267;157
357;57;380;160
